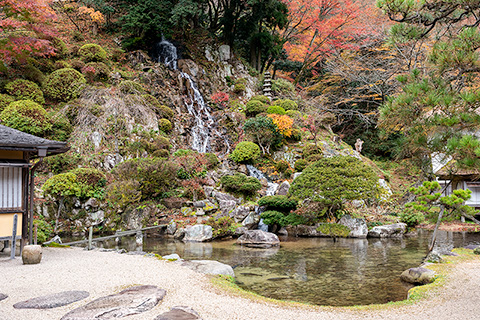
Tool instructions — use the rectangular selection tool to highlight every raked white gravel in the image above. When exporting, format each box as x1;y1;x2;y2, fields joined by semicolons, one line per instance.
1;247;480;320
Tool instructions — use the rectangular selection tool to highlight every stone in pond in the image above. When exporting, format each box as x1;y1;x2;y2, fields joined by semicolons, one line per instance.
61;285;166;320
181;260;234;277
0;293;7;301
154;306;202;320
368;223;407;238
13;291;89;309
237;230;280;248
400;267;436;285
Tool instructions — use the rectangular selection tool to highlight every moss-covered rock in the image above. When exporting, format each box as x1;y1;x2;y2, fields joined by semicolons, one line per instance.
78;43;108;62
119;80;145;94
158;118;172;132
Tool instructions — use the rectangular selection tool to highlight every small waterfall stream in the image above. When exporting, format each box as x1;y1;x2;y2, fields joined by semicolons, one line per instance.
155;39;229;154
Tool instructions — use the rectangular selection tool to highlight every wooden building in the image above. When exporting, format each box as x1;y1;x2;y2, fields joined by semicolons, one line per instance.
0;125;68;248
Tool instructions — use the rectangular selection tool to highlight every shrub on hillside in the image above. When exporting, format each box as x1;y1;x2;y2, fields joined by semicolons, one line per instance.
250;95;271;104
5;79;45;104
294;159;308;172
221;173;262;195
0;100;51;136
245;100;267;117
267;105;286;115
43;167;106;200
279;99;298;110
81;62;110;82
46;111;72;142
272;78;295;94
43;68;86;102
258;195;297;212
54;60;72;70
78;43;108;62
158;118;172;132
229;141;261;163
0;94;14;112
119;80;145;94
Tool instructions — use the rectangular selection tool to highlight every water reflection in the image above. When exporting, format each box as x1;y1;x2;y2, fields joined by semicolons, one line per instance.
71;229;480;306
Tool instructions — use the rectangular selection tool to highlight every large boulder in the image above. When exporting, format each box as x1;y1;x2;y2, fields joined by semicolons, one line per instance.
13;291;89;309
22;245;42;265
237;230;280;248
400;267;436;285
242;212;260;229
276;181;290;196
181;260;234;277
338;215;368;238
61;286;165;320
229;206;250;223
368;223;407;238
286;224;326;237
218;200;237;216
183;225;213;242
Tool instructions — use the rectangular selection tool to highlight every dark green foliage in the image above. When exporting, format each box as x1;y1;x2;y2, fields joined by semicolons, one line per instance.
260;210;285;226
111;157;179;200
233;83;246;94
271;79;295;94
106;180;142;209
317;223;351;238
5;79;45;104
243;116;282;154
51;37;69;58
0;100;51;136
22;64;45;84
245;100;267;117
250;95;271;104
78;43;108;62
158;118;172;132
278;99;297;110
267;105;286;115
229;141;261;163
294;159;308;172
159;105;174;119
205;216;241;238
303;144;322;158
43;68;86;102
0;94;14;112
46;111;72;141
119;80;145;94
221;173;262;196
54;60;72;70
204;152;219;168
33;217;53;243
43;167;106;200
43;152;82;174
275;160;290;173
290;156;379;219
258;195;297;212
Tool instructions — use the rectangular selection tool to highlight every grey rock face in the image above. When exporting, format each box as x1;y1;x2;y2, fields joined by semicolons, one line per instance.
242;212;260;229
181;260;234;277
276;181;290;196
229;206;250;223
237;230;280;248
61;285;166;320
368;223;407;238
155;306;202;320
338;215;368;238
218;45;231;61
14;291;89;309
400;267;436;285
287;225;326;237
183;225;213;242
174;228;185;240
22;245;42;265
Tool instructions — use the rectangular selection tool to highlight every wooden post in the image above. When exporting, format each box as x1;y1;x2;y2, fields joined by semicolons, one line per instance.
34;224;38;245
88;227;93;250
10;214;18;259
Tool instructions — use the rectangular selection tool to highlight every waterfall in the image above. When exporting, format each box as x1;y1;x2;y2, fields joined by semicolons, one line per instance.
246;165;279;196
155;39;230;154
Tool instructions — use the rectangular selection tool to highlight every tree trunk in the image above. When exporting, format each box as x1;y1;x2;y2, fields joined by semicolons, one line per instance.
429;206;445;252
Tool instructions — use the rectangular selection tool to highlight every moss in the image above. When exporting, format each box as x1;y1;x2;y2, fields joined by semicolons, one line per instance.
159;105;174;119
43;68;86;102
0;100;51;136
5;79;45;104
43;242;70;248
78;43;108;62
119;80;145;94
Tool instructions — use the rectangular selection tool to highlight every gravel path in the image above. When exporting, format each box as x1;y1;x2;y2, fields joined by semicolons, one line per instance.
1;247;479;320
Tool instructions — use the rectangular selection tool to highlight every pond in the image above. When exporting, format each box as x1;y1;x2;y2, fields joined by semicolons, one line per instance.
70;229;480;307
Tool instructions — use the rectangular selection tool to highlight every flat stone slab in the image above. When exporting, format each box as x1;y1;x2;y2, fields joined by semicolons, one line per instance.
13;291;89;309
61;285;166;320
181;260;234;277
0;293;7;301
155;306;202;320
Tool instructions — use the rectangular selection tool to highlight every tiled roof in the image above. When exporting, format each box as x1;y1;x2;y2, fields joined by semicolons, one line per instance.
0;125;68;155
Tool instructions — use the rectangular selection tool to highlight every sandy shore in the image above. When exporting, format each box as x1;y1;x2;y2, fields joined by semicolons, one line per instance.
1;247;479;320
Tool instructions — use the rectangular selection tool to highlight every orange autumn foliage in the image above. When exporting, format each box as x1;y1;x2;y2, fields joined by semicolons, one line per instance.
268;114;294;137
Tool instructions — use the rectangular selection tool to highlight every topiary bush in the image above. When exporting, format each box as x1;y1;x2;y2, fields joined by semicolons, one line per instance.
250;95;271;104
279;99;298;110
221;173;262;196
272;78;295;94
0;100;51;136
245;100;267;117
158;118;172;132
43;68;86;102
78;43;108;62
233;83;246;94
258;195;297;212
119;80;145;94
43;167;106;200
267;105;286;115
159;105;174;119
81;62;110;82
0;94;14;112
229;141;261;163
205;216;241;238
275;160;290;174
5;79;45;104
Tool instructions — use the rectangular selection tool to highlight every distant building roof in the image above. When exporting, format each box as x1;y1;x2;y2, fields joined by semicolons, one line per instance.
0;125;69;156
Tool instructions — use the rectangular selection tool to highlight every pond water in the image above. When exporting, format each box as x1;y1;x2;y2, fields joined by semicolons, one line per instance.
70;229;480;306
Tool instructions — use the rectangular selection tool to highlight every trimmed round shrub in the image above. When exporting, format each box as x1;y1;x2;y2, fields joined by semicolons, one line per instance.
0;94;14;112
158;118;172;132
23;64;45;84
81;62;110;82
141;94;161;108
0;100;51;136
119;80;145;94
229;141;261;163
267;105;286;115
43;167;106;200
233;83;246;94
272;78;295;94
78;43;107;62
54;60;72;70
294;159;308;172
43;68;86;102
159;105;174;119
279;99;298;111
221;173;262;195
258;195;297;212
5;79;45;104
245;100;267;117
70;59;85;71
250;95;271;104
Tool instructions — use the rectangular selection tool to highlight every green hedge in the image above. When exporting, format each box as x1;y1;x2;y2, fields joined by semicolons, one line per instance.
43;68;86;102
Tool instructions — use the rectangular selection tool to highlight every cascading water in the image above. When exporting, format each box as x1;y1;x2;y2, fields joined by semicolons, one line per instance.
155;39;230;154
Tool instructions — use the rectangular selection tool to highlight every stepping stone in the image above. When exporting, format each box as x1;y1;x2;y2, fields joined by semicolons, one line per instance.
0;293;7;301
155;306;202;320
13;291;89;309
61;285;166;320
